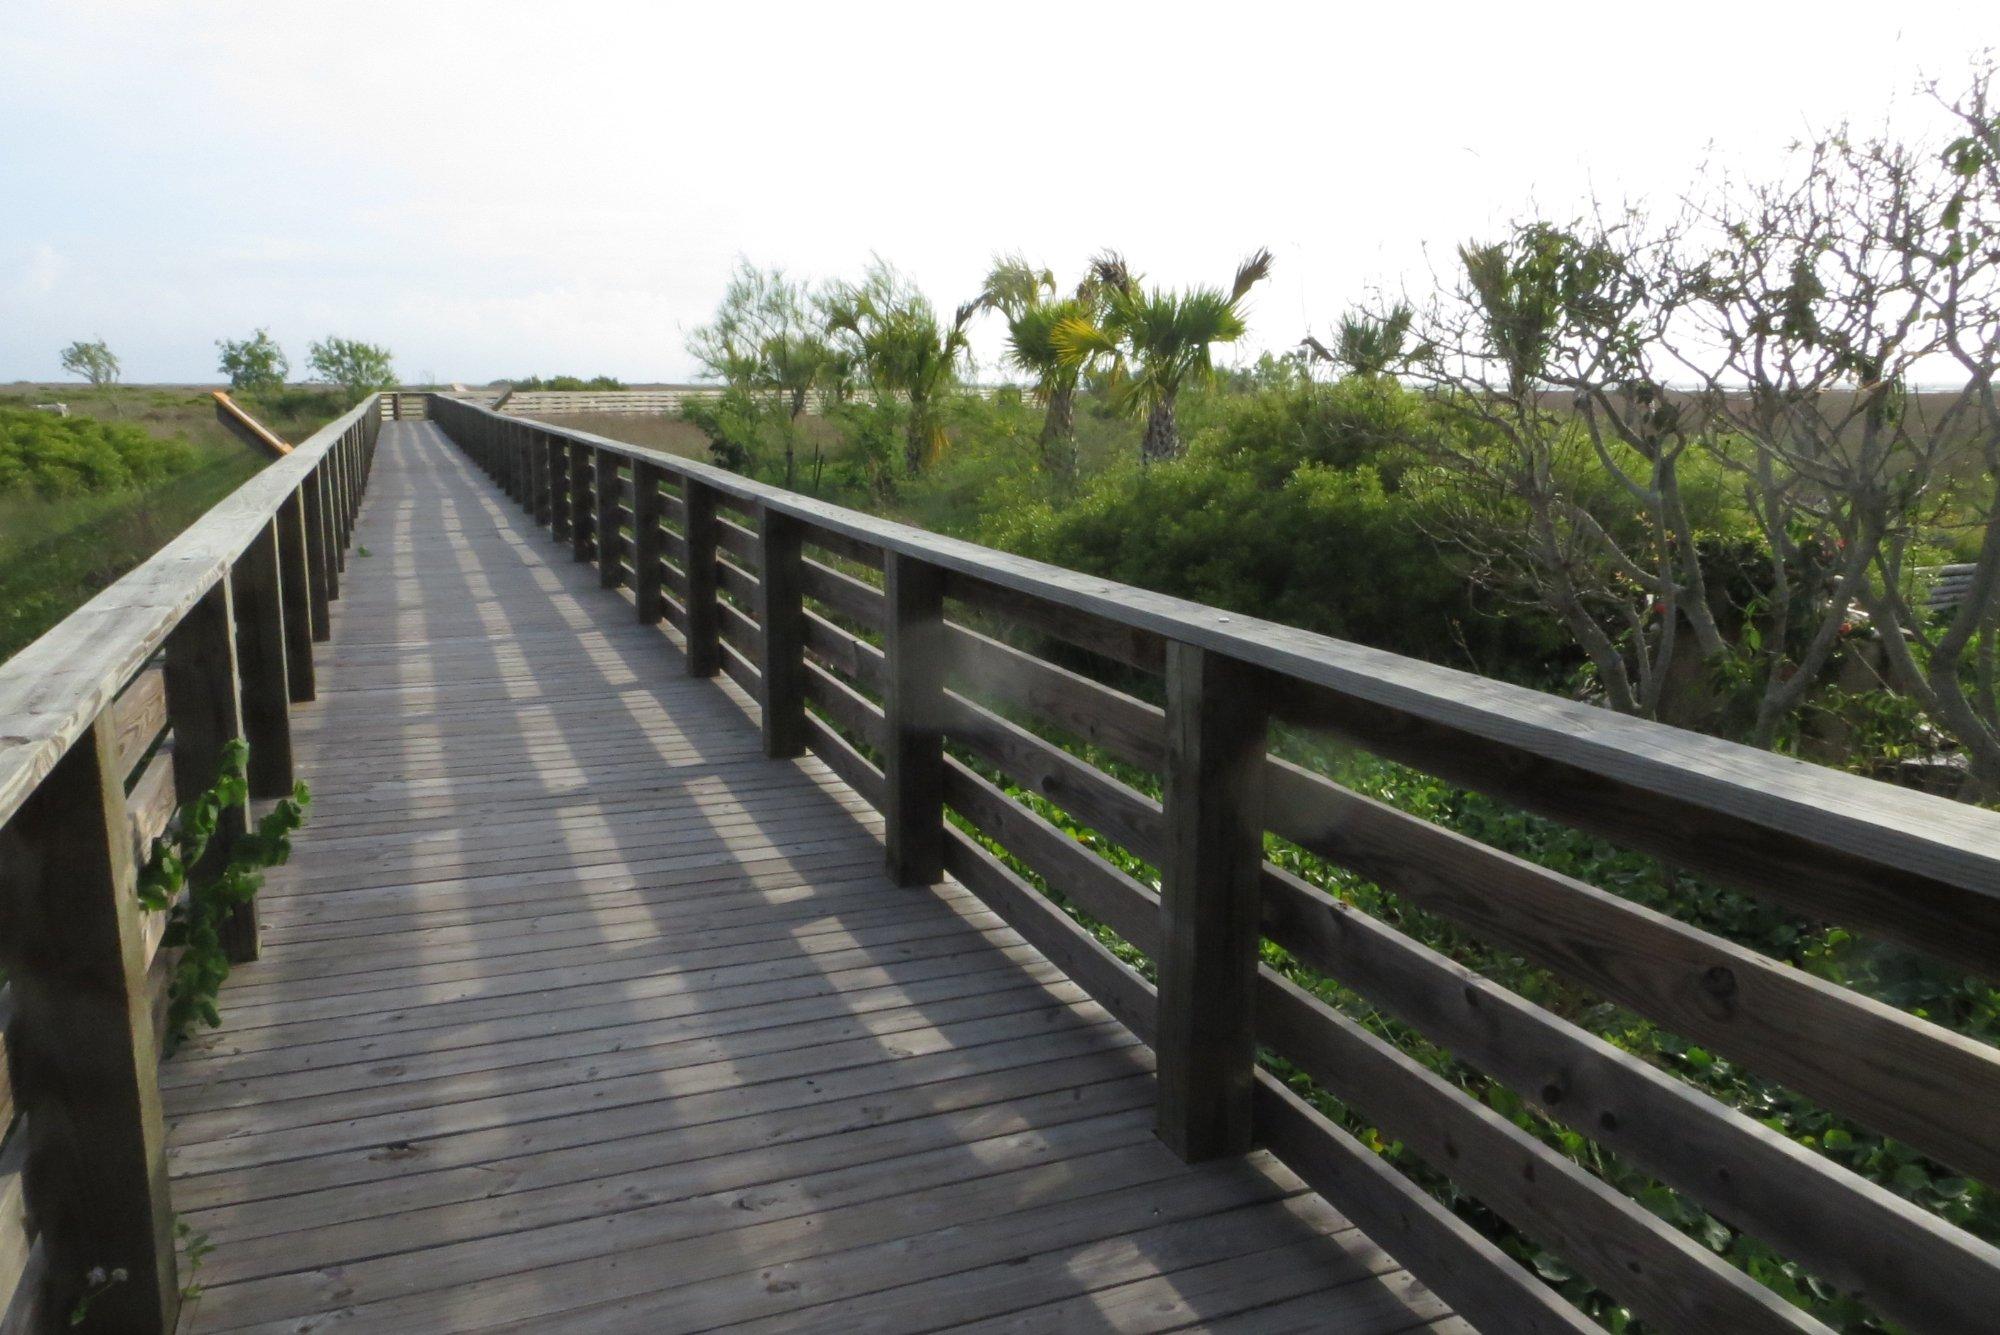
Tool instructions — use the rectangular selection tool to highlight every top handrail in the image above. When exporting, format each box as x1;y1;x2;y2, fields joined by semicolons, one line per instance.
0;393;382;827
464;397;2000;969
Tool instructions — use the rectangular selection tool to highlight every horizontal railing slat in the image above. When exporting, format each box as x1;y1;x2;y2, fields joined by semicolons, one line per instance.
1259;865;2000;1333
1259;970;1822;1332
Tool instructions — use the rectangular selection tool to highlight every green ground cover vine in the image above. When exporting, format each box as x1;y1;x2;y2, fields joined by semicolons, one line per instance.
137;738;309;1050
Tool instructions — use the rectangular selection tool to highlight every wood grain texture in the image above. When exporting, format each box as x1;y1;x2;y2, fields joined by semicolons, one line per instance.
1155;643;1267;1162
883;552;946;886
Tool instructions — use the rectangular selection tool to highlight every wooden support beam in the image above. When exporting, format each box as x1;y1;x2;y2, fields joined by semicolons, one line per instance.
299;472;333;643
231;523;293;806
756;506;807;759
570;445;593;563
550;439;573;542
162;580;256;963
534;431;553;526
632;461;666;626
596;453;622;589
883;552;946;886
317;463;342;599
0;715;179;1333
1155;641;1268;1161
682;480;721;678
274;488;316;701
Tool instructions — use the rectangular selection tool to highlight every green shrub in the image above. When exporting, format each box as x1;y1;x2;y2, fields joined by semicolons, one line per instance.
0;407;197;498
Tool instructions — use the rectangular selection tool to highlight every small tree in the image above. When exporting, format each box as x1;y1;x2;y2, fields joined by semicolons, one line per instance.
822;262;974;478
307;338;396;399
689;263;837;488
216;329;289;391
975;255;1105;479
1399;219;1726;720
1054;249;1273;462
60;339;120;386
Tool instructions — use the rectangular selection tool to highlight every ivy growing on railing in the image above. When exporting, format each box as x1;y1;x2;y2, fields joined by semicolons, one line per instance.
137;738;310;1049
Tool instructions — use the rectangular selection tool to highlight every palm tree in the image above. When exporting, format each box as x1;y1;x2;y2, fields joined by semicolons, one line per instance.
824;262;974;478
1055;249;1273;462
1301;305;1430;379
976;256;1097;478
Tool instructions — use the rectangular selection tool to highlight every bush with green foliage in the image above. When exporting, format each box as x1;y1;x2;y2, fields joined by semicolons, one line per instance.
508;374;626;391
0;407;197;498
978;378;1568;679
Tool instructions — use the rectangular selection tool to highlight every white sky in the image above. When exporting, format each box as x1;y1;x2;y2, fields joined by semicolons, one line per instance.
1;1;1993;384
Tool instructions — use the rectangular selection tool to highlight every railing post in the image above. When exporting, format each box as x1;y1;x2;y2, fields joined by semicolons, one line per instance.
534;432;554;527
632;461;666;625
312;461;340;603
596;452;622;589
755;505;807;759
570;446;593;563
330;442;351;571
883;552;946;885
301;470;333;641
514;424;531;512
1154;641;1269;1162
550;439;573;543
682;479;721;677
232;522;294;808
275;488;316;700
162;579;256;963
0;715;179;1333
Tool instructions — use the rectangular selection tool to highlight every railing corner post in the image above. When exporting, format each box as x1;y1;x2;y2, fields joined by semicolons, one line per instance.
883;551;946;886
1155;640;1269;1162
755;505;807;759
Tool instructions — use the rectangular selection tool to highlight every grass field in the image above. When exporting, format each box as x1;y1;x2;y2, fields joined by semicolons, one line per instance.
0;384;351;663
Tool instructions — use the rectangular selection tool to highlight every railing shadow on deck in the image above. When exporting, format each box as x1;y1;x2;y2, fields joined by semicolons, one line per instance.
425;392;2000;1335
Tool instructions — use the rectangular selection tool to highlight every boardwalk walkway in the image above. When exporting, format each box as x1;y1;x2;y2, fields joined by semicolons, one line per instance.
159;423;1457;1333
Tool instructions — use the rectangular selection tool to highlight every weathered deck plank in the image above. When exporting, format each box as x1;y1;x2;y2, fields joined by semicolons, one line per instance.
163;423;1450;1333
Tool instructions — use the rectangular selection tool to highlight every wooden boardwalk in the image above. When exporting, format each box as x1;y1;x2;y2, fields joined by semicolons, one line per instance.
159;424;1458;1333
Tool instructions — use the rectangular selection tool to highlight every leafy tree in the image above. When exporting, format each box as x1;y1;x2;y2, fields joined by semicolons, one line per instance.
690;263;838;488
59;338;119;386
823;261;974;478
1395;218;1734;722
307;337;396;399
216;329;289;391
1053;249;1272;462
975;255;1102;479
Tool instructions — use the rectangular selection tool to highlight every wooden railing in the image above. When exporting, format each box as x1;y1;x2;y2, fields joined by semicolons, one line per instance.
0;396;379;1331
432;393;2000;1334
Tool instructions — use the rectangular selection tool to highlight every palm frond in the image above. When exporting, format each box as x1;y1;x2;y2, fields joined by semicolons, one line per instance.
1231;247;1274;302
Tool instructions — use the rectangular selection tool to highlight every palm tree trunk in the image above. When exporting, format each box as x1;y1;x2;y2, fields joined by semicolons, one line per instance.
904;399;927;478
1040;386;1077;478
1141;396;1180;463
